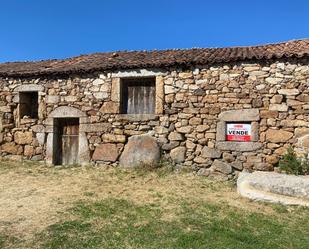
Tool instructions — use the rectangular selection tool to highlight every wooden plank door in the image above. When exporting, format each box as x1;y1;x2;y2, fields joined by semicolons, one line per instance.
61;118;79;165
53;118;79;165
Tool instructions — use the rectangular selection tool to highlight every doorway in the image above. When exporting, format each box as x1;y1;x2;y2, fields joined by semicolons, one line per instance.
53;118;79;165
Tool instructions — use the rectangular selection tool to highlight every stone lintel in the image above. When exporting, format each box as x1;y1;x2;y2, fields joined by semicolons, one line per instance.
216;141;262;152
218;108;260;121
49;106;87;118
14;84;44;92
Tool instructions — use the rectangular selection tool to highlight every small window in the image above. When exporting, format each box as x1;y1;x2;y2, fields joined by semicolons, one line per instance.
121;77;155;114
19;92;38;119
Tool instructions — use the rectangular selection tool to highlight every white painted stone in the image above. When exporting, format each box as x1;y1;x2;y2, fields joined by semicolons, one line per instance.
49;106;86;118
111;68;166;78
278;89;300;96
218;108;259;121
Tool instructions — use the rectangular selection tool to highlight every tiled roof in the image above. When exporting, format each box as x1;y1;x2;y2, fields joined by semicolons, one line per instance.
0;39;308;77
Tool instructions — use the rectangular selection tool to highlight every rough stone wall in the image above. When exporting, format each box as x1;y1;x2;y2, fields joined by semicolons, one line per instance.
0;57;309;180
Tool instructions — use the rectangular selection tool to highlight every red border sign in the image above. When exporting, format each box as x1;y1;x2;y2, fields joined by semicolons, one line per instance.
226;123;251;141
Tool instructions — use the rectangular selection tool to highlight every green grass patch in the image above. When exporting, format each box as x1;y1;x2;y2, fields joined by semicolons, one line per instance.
0;234;21;249
36;198;309;249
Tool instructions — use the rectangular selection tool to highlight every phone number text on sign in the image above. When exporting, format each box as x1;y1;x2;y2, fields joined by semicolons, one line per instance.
226;123;251;142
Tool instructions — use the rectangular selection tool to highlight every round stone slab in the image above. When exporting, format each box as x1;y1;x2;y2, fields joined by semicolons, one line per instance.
237;171;309;206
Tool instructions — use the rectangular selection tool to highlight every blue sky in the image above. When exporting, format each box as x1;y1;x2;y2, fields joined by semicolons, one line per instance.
0;0;308;62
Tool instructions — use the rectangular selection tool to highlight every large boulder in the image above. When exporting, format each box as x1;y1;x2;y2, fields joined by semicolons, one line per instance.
119;134;160;168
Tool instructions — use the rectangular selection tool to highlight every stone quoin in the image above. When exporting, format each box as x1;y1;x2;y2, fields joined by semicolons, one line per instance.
0;39;309;180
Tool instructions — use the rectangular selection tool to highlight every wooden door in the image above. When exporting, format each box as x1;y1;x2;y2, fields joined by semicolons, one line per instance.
53;118;79;165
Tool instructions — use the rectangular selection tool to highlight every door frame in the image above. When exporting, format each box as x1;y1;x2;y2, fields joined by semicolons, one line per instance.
45;106;90;166
53;117;80;165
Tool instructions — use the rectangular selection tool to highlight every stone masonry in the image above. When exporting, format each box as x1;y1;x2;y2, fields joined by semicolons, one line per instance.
0;40;309;180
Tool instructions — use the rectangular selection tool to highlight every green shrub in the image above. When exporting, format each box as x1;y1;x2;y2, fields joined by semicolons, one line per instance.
279;147;309;175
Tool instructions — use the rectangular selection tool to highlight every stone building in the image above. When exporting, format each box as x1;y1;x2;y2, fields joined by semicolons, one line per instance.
0;39;308;179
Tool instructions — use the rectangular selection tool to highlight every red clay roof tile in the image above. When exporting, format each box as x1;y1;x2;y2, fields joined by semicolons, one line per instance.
0;39;308;77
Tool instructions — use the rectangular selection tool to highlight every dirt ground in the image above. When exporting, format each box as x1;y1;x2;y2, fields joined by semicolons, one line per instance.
0;160;278;242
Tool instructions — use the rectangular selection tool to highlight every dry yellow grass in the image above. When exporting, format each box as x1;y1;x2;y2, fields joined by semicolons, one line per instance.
0;160;297;244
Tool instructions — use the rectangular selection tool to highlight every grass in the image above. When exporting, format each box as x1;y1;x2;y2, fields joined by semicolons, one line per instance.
33;198;309;249
0;160;308;249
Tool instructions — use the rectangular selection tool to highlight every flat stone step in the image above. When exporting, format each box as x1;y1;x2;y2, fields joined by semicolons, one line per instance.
237;171;309;206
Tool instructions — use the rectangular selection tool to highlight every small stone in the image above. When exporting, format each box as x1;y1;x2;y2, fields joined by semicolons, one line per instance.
99;102;119;114
164;85;175;94
92;79;104;85
256;84;265;90
64;96;78;102
197;168;211;176
269;104;288;112
270;95;283;104
189;117;202;125
260;110;278;118
161;142;179;151
231;161;243;170
265;155;279;165
176;126;193;133
278;89;299;96
295;128;309;138
265;77;283;84
46;95;60;104
170;147;186;163
193;156;208;164
168;132;184;141
212;160;232;174
223;152;235;163
24;145;34;157
252;98;263;108
244;66;260;72
265;129;293;143
2;142;19;154
193;88;205;96
14;131;33;145
201;146;221;158
102;134;126;143
196;125;209;133
92;143;119;162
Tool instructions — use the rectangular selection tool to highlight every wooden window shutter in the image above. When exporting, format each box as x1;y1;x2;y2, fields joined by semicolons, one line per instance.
121;78;156;114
